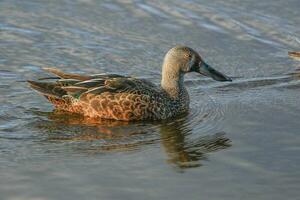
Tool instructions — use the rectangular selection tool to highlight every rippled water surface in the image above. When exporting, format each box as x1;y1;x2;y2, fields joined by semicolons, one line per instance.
1;0;300;199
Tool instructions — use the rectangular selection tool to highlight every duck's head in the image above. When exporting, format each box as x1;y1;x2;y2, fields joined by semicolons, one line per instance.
163;46;232;82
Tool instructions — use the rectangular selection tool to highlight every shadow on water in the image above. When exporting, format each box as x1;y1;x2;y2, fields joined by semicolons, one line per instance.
29;110;231;169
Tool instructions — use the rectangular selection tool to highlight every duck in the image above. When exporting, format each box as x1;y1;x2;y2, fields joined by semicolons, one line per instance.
28;46;232;121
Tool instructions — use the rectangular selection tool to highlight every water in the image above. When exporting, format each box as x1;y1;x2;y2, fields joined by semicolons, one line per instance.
0;0;300;199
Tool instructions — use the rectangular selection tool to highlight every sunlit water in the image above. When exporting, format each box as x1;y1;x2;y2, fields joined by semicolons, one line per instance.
0;0;300;199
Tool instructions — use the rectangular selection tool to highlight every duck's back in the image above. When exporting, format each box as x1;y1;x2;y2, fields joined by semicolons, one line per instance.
28;68;173;121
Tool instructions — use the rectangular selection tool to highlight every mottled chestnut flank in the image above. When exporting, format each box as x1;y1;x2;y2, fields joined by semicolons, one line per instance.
28;46;231;121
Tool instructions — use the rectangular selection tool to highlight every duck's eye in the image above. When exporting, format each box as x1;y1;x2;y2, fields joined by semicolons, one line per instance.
184;54;192;59
184;53;192;59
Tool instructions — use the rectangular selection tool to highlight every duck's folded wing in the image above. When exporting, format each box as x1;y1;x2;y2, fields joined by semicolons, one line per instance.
41;67;124;81
77;77;160;97
28;68;160;99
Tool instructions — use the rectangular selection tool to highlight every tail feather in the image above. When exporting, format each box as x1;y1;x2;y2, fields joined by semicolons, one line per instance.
27;80;67;99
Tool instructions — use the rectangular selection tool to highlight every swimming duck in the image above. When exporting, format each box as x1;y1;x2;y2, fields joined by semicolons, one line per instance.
28;46;231;121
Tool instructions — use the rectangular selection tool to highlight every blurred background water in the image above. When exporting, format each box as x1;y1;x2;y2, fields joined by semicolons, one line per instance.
0;0;300;199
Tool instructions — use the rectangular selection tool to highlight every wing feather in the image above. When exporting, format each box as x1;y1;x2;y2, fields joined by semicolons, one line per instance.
29;68;160;100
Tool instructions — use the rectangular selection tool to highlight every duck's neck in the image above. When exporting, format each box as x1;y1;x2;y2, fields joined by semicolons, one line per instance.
161;63;185;99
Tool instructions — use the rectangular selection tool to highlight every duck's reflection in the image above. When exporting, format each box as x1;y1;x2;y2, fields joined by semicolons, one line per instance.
32;110;231;168
159;120;231;168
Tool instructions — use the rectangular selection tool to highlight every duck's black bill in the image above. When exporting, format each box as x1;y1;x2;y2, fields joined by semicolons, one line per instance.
197;62;232;82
